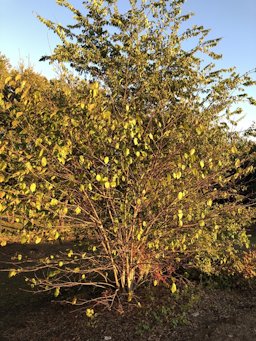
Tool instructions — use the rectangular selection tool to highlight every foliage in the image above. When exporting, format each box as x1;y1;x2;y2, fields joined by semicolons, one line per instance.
1;0;256;307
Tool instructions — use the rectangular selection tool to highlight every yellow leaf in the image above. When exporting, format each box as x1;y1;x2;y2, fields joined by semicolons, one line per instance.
153;280;158;286
105;181;110;189
133;137;138;145
199;220;205;227
178;192;183;200
190;148;196;156
207;199;213;207
75;206;81;215
0;173;5;183
231;146;237;154
17;254;22;261
171;282;177;294
54;287;60;297
16;111;23;118
41;157;47;167
86;308;94;318
87;103;96;111
235;159;240;168
35;236;42;244
54;231;60;240
67;250;73;257
12;120;19;128
9;270;17;278
196;127;202;135
1;240;7;247
25;162;33;171
104;156;109;164
176;171;182;179
92;88;98;97
200;160;205;169
30;183;36;192
91;82;99;90
96;174;101;181
50;198;58;206
187;214;192;221
21;236;27;244
5;76;12;84
103;111;111;119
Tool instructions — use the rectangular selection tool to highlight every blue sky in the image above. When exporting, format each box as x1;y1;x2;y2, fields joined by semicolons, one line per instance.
0;0;255;131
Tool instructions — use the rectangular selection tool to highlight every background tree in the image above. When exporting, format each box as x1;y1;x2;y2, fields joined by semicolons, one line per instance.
1;0;256;307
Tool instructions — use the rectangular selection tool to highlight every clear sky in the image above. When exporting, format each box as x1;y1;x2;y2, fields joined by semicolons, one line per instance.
0;0;255;131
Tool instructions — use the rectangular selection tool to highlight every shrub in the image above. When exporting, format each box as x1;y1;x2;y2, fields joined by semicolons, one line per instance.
1;0;255;307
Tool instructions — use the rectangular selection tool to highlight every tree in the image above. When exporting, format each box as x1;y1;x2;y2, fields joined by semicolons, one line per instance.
0;53;11;86
1;0;256;307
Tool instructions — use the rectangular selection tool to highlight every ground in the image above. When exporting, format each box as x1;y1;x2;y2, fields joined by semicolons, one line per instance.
1;243;256;341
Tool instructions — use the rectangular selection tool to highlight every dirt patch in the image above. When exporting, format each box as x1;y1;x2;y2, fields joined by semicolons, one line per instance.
1;243;256;341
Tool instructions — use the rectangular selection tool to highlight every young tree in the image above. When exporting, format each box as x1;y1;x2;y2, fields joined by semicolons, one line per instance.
1;0;255;306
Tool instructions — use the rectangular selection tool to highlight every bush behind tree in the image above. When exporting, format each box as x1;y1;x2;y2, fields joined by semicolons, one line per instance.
0;0;256;308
